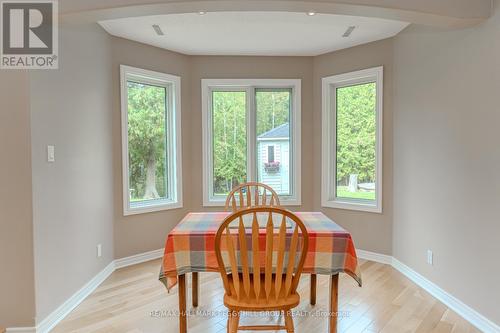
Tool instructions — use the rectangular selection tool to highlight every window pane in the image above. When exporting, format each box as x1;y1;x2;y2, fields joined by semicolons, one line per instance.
127;81;168;207
267;146;275;163
256;89;291;195
212;91;247;196
336;82;376;201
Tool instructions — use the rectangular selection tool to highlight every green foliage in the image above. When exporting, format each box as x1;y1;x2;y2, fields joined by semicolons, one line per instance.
336;83;376;185
212;91;247;194
127;81;167;200
256;89;290;136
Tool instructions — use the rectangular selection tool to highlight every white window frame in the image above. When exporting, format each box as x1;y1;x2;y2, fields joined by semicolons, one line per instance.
321;67;383;213
202;79;301;207
120;65;183;215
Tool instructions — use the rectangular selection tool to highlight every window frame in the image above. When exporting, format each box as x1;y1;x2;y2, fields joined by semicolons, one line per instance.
120;65;183;216
321;67;383;213
202;79;301;207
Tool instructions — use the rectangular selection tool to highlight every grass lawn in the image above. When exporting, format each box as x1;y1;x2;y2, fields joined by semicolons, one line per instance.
337;186;376;201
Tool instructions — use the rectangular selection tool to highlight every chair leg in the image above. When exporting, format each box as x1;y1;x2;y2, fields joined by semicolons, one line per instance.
284;310;294;333
227;310;240;333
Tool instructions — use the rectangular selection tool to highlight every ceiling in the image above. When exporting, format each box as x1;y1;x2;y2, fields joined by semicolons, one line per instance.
98;11;409;56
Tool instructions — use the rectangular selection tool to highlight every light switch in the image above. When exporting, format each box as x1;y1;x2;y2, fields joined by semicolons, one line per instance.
427;250;433;265
47;145;55;162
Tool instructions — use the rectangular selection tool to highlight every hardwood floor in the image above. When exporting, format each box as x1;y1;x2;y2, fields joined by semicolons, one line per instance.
50;259;481;333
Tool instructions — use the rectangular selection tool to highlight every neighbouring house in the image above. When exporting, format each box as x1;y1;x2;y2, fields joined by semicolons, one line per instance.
257;123;290;195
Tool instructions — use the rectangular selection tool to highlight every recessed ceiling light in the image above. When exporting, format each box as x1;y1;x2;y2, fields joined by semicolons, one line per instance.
342;26;356;38
198;11;206;15
307;11;316;16
152;24;164;36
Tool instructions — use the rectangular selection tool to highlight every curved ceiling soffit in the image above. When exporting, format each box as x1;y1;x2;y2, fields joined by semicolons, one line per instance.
61;0;489;28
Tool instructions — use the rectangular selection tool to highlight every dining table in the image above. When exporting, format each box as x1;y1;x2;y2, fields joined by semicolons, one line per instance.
159;211;362;333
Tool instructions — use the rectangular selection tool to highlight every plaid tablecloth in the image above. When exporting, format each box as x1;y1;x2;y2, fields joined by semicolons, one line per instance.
159;212;362;290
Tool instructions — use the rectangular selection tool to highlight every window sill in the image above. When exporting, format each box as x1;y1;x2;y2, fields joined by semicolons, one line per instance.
124;200;183;216
203;198;302;208
322;199;382;213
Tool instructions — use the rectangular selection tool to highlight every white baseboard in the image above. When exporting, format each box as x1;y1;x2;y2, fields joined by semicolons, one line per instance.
36;261;115;333
6;328;36;333
114;248;164;269
392;258;499;333
357;248;499;333
357;249;393;265
7;249;164;333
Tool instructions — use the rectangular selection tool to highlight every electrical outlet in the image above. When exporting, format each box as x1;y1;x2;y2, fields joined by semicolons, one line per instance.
97;244;102;258
427;250;433;265
47;145;55;162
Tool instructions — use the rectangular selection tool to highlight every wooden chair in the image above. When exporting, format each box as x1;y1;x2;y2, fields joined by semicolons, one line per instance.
224;182;281;212
215;207;309;332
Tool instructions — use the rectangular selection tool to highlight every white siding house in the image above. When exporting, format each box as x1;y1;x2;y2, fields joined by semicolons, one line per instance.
257;123;290;195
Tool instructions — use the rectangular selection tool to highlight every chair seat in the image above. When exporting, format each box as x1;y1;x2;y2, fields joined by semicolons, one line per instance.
224;273;300;311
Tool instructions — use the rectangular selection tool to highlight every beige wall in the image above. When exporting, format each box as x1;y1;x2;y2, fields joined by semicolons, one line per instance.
30;23;115;321
111;37;192;258
0;72;36;327
313;38;394;255
393;1;500;325
189;56;314;212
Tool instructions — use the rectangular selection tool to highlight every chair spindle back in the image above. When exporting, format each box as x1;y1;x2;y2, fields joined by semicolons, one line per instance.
224;182;281;212
215;207;309;302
